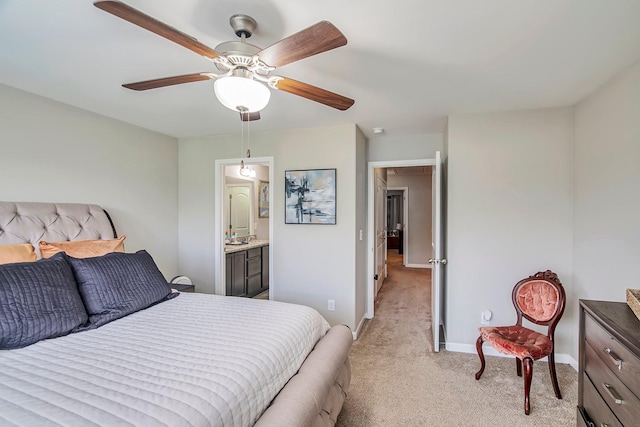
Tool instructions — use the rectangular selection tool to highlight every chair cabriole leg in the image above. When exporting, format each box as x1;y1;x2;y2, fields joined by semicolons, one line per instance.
516;357;522;377
523;357;533;415
475;335;485;380
547;350;562;399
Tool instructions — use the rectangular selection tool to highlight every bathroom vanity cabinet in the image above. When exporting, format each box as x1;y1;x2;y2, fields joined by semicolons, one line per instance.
225;242;269;297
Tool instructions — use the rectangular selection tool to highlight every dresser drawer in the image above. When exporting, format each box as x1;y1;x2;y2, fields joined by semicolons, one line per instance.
585;313;640;395
585;340;640;425
582;373;623;427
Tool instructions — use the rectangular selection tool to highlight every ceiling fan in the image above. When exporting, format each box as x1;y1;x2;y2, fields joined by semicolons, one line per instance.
93;1;355;121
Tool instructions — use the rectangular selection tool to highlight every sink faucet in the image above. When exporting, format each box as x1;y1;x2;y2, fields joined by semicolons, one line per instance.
247;235;256;243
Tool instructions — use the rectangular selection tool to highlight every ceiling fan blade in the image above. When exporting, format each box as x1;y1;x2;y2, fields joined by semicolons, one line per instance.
274;77;354;111
94;1;219;59
239;111;261;121
257;21;347;68
123;73;213;91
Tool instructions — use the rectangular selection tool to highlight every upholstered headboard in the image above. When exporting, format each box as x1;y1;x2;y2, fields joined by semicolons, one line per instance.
0;202;117;257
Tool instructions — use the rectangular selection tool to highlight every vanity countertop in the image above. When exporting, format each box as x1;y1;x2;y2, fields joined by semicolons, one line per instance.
224;240;269;254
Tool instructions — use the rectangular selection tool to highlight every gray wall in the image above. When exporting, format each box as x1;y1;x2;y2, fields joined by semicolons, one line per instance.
443;60;640;362
446;108;575;356
388;171;433;267
0;84;179;278
178;124;365;330
573;61;640;349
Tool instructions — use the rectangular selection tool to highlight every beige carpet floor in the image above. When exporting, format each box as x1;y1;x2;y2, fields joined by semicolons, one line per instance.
336;250;577;426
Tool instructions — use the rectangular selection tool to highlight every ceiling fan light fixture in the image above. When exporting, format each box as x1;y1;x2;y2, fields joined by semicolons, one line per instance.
214;76;271;113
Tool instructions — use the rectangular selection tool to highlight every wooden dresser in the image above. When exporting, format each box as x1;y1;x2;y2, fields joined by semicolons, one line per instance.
578;300;640;426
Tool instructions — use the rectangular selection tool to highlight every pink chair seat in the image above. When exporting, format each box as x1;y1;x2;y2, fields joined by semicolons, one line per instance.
479;325;553;361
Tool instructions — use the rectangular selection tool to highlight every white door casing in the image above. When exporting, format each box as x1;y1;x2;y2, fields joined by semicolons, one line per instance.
367;157;439;324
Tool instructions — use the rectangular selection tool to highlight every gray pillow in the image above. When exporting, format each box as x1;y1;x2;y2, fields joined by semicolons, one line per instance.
67;250;176;329
0;252;88;350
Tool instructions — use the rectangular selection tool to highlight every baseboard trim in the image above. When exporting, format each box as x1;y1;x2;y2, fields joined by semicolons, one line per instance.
445;342;578;372
405;263;431;269
353;315;368;340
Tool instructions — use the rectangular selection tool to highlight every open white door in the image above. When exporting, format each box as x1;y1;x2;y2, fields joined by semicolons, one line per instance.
429;151;446;352
374;171;387;296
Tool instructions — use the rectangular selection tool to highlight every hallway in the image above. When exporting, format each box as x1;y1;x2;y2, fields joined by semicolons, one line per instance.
336;250;433;425
372;248;433;354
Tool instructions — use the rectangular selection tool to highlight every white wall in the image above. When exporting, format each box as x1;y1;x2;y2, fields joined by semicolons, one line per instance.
446;108;574;356
178;124;364;329
0;84;179;278
368;133;444;162
573;63;640;304
388;171;433;267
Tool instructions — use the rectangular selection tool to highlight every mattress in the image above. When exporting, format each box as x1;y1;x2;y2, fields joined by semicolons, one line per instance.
0;293;331;427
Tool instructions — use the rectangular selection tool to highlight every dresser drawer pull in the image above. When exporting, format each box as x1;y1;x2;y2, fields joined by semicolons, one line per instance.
602;383;623;405
603;347;623;370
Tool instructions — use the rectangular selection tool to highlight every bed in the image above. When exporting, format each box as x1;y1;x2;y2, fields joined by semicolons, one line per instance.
0;201;352;426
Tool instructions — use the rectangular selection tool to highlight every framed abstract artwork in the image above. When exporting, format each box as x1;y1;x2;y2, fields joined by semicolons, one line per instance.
258;181;269;218
285;168;336;224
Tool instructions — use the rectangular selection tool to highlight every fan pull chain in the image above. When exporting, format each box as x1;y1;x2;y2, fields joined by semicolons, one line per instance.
246;112;251;159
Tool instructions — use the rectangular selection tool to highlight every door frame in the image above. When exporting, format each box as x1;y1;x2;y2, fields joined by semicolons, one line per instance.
214;156;274;297
367;158;437;317
387;186;409;266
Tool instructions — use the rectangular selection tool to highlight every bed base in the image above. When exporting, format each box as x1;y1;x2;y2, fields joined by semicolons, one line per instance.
256;324;352;427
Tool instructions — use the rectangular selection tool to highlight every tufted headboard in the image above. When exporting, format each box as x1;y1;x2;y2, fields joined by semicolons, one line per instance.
0;202;117;258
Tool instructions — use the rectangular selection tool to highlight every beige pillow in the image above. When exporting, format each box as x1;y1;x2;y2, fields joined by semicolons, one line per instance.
39;235;126;259
0;243;37;264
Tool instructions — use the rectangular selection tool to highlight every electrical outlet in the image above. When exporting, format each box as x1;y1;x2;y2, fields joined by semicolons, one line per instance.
480;310;492;325
328;299;335;311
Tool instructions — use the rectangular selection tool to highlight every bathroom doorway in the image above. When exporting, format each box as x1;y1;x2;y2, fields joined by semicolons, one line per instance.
214;157;274;299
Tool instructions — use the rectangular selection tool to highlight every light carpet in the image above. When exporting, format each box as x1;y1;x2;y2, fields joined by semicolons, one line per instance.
336;250;577;426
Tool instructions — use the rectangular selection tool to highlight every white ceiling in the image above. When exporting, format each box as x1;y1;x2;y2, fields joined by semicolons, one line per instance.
1;0;639;140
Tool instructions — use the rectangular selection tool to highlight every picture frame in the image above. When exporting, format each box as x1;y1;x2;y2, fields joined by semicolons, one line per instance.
258;181;269;218
285;168;336;224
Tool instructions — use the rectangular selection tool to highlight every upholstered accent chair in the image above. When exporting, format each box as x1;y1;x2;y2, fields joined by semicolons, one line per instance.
474;270;566;415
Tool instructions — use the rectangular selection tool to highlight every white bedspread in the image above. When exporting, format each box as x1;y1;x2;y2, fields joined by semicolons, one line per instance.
0;293;330;427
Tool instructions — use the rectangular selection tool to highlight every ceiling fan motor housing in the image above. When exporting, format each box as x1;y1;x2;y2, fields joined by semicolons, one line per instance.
229;14;257;38
213;41;262;72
